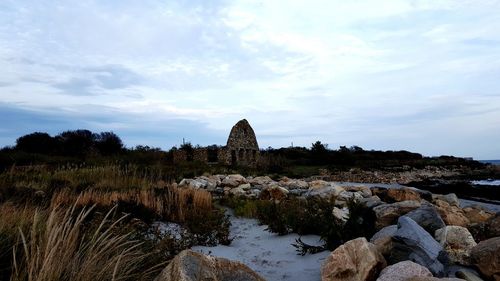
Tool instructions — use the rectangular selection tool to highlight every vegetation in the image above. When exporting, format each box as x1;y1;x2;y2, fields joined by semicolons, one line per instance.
221;196;376;254
0;163;230;281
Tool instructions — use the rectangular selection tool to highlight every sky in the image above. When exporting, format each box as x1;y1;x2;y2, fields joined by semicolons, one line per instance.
1;0;500;159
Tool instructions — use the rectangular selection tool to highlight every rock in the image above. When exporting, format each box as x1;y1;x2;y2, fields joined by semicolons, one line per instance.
238;183;252;191
390;216;446;276
435;226;477;265
336;191;364;207
222;174;247;188
455;269;485;281
321;237;386;281
463;206;494;224
376;260;432;281
434;200;470;227
432;193;460;207
487;213;500;237
470;237;500;280
279;177;308;190
229;187;246;197
360;196;384;208
249;176;275;186
370;225;397;256
373;200;421;229
307;182;344;198
178;178;207;189
371;225;398;243
154;250;265;281
332;207;349;223
344;185;372;198
260;185;289;201
387;187;422;202
405;202;446;235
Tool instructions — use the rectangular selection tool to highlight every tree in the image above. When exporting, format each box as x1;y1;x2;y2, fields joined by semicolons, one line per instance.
311;141;329;164
95;132;123;155
56;129;95;156
16;132;56;154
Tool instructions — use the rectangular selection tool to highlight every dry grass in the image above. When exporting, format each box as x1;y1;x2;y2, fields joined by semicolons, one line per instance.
50;186;212;223
10;204;148;281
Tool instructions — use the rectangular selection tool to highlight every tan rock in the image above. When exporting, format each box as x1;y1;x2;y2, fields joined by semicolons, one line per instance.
463;207;494;224
344;185;372;198
154;250;264;281
259;185;289;201
432;193;460;207
470;237;500;280
434;200;470;227
321;237;386;281
373;200;421;229
376;260;432;281
435;226;477;265
387;187;421;202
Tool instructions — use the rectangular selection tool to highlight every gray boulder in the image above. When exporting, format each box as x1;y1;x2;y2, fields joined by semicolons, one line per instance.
406;202;446;235
390;216;447;276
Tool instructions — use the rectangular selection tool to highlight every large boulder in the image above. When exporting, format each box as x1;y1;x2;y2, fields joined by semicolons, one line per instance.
336;191;364;207
222;174;247;188
390;216;447;276
386;187;422;202
178;178;208;189
432;193;460;207
370;225;397;256
376;260;432;281
373;201;421;229
307;181;345;198
360;196;384;208
463;206;495;224
344;185;372;198
470;237;500;280
154;250;264;281
405;202;446;235
435;226;477;265
321;237;386;281
259;185;289;201
434;200;470;227
249;176;275;187
278;177;308;190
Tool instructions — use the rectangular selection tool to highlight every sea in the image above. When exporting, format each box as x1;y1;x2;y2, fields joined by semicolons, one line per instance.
479;159;500;165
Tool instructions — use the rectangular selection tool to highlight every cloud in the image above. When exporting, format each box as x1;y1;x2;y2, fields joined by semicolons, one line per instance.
0;0;500;159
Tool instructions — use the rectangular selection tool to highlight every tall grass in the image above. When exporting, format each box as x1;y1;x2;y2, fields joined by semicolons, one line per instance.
50;187;212;223
10;204;149;281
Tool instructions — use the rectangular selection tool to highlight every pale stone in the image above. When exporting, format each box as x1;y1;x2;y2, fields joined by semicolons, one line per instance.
321;237;386;281
435;226;477;265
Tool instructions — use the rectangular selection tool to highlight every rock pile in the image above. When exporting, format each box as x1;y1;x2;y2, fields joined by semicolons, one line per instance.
169;174;500;281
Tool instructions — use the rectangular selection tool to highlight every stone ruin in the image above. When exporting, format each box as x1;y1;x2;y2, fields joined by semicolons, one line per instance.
172;119;260;166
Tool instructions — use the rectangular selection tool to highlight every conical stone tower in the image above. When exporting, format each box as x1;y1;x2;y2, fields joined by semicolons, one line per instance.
224;119;259;166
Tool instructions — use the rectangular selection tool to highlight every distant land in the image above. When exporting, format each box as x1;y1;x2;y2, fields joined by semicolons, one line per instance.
479;160;500;165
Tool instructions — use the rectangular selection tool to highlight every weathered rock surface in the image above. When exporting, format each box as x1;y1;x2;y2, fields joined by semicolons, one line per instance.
470;237;500;280
434;200;470;227
249;176;275;186
321;237;386;281
222;174;247;188
361;195;384;208
386;187;422;202
435;226;476;265
332;207;350;222
406;202;446;235
336;191;364;206
463;206;494;224
154;250;265;281
307;182;344;198
259;185;289;201
390;216;446;276
373;201;421;229
279;177;308;190
376;260;432;281
370;225;397;256
344;185;372;198
432;193;460;207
